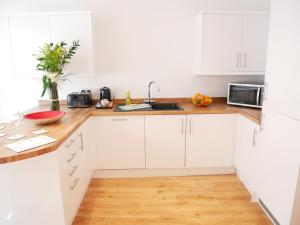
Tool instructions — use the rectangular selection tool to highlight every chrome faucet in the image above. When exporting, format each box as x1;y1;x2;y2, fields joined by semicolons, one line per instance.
144;81;160;104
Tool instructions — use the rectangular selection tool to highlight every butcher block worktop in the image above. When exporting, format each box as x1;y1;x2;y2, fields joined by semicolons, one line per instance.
0;99;261;164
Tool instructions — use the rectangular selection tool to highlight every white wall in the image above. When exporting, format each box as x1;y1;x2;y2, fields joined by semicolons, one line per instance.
0;0;270;116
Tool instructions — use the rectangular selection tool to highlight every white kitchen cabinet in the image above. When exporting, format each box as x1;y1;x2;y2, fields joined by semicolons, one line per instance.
200;14;243;74
256;108;300;225
96;116;145;169
57;127;91;225
234;115;260;195
185;114;236;168
8;12;94;77
8;15;51;77
263;0;300;120
145;115;186;169
81;117;97;173
195;12;269;75
240;14;269;72
0;152;65;225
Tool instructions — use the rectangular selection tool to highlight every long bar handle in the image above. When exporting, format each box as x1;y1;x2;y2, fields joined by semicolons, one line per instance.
252;129;257;147
67;153;77;163
68;165;78;177
111;118;128;122
70;178;80;190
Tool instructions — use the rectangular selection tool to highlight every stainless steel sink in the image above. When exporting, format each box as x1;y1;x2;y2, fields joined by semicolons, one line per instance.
114;102;183;111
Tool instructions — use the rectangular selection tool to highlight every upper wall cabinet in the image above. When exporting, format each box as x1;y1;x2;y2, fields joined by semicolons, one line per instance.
8;12;94;77
194;12;269;76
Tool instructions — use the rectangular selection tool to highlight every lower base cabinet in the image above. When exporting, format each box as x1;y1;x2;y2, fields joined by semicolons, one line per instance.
234;115;259;195
0;152;65;225
57;124;92;225
255;108;300;225
96;116;145;169
145;115;186;168
0;113;269;225
185;114;236;168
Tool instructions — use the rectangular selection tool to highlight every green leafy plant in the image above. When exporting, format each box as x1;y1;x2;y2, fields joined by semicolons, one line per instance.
35;40;80;97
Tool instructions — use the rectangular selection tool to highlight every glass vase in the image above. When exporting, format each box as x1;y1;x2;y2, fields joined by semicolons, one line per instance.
48;82;60;111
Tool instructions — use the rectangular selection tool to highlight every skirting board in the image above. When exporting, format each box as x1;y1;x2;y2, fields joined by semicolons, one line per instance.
92;167;236;178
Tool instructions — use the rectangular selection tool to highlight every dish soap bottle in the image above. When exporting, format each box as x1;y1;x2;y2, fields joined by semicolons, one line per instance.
126;91;132;105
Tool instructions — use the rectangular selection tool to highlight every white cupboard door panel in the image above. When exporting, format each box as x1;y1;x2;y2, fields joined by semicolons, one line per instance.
201;14;243;73
241;14;269;72
145;115;186;169
49;12;94;75
264;0;300;120
82;117;97;173
186;114;236;168
10;153;65;225
9;15;50;76
234;115;259;194
256;108;300;225
96;116;145;169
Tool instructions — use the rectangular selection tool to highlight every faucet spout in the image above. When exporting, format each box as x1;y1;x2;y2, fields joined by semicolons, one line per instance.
144;81;160;104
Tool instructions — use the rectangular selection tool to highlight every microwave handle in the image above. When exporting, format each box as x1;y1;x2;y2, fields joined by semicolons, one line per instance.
256;87;261;106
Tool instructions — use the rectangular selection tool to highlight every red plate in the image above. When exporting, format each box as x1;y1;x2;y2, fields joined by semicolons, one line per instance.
24;111;65;125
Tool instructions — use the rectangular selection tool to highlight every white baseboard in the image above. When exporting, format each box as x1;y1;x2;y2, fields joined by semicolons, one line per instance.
92;167;236;178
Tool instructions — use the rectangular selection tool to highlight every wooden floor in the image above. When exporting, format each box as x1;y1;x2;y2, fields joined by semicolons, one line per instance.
72;175;272;225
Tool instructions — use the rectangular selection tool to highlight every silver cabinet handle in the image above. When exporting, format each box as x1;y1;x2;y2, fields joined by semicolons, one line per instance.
189;118;192;134
111;118;128;122
236;53;241;69
68;165;78;177
243;53;247;68
252;129;257;147
263;82;268;102
65;139;75;148
67;153;77;163
70;178;80;190
260;113;265;132
181;119;184;135
79;132;84;151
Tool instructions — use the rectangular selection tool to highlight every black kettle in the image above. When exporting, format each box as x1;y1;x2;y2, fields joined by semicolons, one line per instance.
100;87;112;101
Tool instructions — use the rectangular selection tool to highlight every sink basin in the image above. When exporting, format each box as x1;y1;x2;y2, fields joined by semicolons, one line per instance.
151;103;182;111
114;102;183;111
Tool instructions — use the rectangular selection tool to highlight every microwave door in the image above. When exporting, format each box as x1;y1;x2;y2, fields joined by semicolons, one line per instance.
229;85;260;106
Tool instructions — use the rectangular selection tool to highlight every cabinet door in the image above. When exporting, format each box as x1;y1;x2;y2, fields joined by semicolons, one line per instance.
96;116;145;169
49;12;94;76
240;14;269;72
145;115;186;169
81;118;97;173
264;0;300;120
201;14;243;73
186;114;236;168
9;15;50;76
256;108;300;225
234;115;259;194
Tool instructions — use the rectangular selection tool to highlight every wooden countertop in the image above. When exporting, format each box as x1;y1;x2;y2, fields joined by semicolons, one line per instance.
0;100;261;164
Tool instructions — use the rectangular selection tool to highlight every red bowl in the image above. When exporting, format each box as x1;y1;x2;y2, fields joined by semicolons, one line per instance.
24;111;65;125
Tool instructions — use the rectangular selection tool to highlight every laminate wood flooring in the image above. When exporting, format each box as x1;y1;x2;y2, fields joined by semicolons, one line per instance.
72;175;271;225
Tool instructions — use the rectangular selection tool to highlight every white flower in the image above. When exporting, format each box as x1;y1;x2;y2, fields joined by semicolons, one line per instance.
46;72;59;80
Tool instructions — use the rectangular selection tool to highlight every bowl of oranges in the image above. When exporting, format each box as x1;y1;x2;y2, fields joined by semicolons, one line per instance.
192;93;213;107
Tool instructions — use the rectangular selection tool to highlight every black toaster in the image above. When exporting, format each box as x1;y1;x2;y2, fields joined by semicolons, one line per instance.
67;90;92;108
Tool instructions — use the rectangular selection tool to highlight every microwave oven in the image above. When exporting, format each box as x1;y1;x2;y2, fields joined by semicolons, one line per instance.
227;82;264;108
